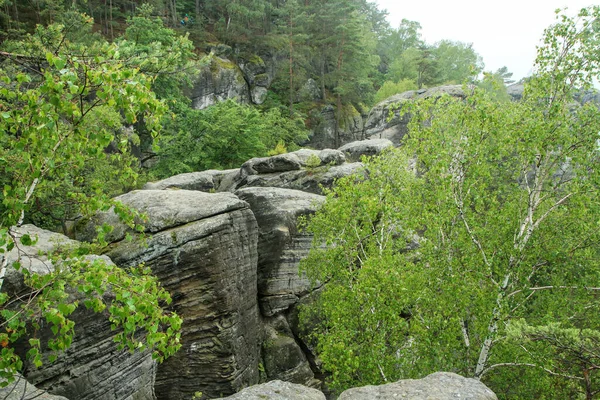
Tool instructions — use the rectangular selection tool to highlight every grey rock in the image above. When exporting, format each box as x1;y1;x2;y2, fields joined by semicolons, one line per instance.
297;78;321;102
236;162;363;195
77;190;261;399
0;375;69;400
338;372;498;400
262;315;317;386
217;380;326;400
2;225;156;400
506;83;524;101
239;54;275;105
188;56;249;110
338;139;393;162
307;104;365;149
365;85;470;145
235;187;324;316
242;153;303;176
142;169;239;192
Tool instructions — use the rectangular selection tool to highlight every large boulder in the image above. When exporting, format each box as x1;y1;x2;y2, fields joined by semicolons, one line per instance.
235;187;324;316
188;56;249;110
235;149;355;195
216;380;326;400
338;139;393;162
142;169;238;192
365;85;470;145
338;372;498;400
2;225;156;400
75;190;261;400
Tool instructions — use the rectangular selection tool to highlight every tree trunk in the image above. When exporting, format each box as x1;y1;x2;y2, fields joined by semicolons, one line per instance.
109;0;113;40
288;10;294;116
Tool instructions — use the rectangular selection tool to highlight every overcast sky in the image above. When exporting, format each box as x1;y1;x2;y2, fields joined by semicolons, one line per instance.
374;0;594;82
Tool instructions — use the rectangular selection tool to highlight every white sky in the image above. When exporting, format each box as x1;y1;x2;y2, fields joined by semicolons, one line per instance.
374;0;595;82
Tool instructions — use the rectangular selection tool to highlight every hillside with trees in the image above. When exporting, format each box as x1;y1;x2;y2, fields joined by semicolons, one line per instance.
2;1;598;400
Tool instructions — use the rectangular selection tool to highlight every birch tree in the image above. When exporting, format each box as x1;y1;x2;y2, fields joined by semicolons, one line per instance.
300;6;600;398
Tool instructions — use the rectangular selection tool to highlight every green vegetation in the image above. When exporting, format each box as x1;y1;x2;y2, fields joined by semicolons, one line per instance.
151;99;308;178
0;13;183;388
300;6;600;399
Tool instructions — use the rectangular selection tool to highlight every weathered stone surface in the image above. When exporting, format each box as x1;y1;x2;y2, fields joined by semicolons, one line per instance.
0;375;69;400
235;187;324;316
3;225;156;400
506;83;524;101
238;54;275;105
216;380;326;400
188;56;249;110
297;78;321;102
262;315;317;386
241;153;303;176
76;190;261;399
338;372;498;400
235;162;362;195
338;139;393;162
307;104;365;149
142;169;239;192
365;85;470;144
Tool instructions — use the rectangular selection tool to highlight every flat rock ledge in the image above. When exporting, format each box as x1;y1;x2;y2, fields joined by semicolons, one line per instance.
338;372;498;400
217;380;326;400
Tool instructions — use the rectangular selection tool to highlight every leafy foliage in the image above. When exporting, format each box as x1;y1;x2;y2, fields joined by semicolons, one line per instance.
300;6;600;398
152;99;309;178
0;17;181;387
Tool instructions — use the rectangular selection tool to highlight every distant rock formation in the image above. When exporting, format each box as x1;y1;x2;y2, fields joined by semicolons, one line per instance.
365;85;470;145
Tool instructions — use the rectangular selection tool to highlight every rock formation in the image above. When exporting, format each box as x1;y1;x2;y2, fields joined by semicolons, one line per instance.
338;372;498;400
2;138;499;400
216;380;326;400
75;190;261;400
0;375;69;400
3;225;156;400
188;56;250;110
364;85;470;145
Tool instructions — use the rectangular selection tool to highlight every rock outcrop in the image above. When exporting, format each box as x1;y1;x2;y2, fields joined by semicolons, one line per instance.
307;104;365;149
3;225;156;400
75;190;261;400
338;138;393;162
189;56;249;110
338;372;498;400
0;375;69;400
216;380;326;400
238;53;275;105
365;85;470;145
235;187;324;317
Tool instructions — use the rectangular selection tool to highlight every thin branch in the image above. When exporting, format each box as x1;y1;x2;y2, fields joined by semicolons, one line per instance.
479;362;584;381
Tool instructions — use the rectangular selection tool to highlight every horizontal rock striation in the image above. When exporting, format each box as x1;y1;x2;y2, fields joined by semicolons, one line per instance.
75;190;261;400
3;225;155;400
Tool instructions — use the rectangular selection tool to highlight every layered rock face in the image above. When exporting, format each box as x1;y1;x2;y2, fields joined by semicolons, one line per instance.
75;190;261;400
2;225;156;400
189;56;250;110
307;104;366;149
0;375;69;400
